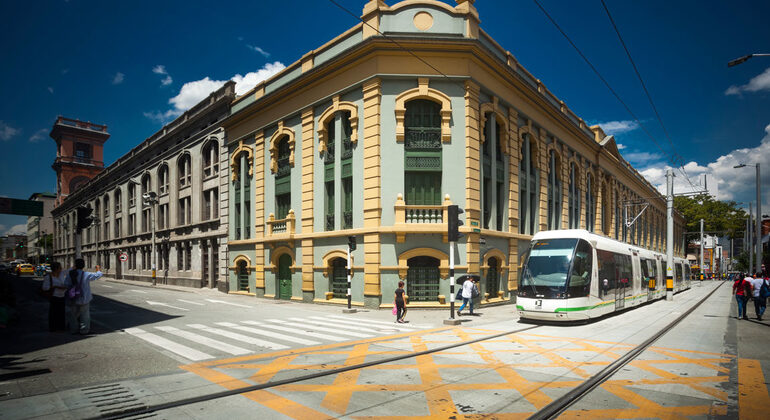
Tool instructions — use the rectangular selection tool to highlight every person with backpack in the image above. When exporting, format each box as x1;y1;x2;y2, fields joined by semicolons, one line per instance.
66;259;103;335
41;262;69;332
732;273;753;320
749;272;769;321
457;276;479;316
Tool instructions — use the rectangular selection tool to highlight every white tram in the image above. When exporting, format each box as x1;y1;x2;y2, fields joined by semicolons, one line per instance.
517;230;691;321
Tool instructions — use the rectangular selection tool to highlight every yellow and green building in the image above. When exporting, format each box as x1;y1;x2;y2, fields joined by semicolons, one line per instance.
224;0;686;309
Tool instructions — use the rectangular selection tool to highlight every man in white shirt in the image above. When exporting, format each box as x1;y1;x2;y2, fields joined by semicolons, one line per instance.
748;272;767;321
457;276;477;316
67;259;103;334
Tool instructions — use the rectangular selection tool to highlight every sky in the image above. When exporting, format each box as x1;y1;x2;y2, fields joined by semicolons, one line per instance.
1;0;769;235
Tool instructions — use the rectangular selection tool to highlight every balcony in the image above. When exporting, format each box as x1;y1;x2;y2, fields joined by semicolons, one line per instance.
393;193;452;243
55;116;108;133
53;155;104;167
267;209;295;236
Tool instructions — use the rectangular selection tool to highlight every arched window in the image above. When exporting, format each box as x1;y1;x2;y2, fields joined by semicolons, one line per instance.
547;150;562;230
601;182;610;235
203;141;219;179
128;182;136;208
114;189;121;213
585;173;595;232
323;112;354;231
330;258;348;299
233;151;251;240
404;100;442;206
614;190;620;240
482;114;505;231
158;164;169;195
275;136;291;219
94;199;101;242
141;173;152;233
406;256;440;302
519;135;538;234
178;154;191;187
568;163;580;229
102;195;109;218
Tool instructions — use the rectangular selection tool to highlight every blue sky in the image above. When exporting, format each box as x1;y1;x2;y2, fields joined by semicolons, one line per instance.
1;0;769;234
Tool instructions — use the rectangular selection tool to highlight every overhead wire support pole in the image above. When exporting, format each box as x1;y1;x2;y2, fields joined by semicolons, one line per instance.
755;163;761;275
700;219;704;280
666;169;674;301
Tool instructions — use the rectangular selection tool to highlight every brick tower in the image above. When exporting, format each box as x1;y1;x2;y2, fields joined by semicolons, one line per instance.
50;116;110;207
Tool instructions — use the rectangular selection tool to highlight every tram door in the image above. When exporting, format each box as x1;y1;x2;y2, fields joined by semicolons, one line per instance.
615;254;632;310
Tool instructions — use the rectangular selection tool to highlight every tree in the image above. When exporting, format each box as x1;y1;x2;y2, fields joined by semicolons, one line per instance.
673;194;748;244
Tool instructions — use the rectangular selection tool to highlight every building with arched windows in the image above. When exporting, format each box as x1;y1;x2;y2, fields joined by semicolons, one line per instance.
223;0;686;309
51;83;234;289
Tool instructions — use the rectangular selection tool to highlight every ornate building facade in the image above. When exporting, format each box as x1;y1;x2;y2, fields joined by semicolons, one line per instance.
223;0;686;309
52;83;234;290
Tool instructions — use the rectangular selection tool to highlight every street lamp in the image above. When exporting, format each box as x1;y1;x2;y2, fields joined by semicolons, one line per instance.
734;163;762;274
728;53;770;67
142;191;159;285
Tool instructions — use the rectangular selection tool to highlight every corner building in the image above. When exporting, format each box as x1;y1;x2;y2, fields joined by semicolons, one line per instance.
224;0;686;308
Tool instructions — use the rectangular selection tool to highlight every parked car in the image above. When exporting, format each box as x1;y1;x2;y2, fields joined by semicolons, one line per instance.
16;264;35;276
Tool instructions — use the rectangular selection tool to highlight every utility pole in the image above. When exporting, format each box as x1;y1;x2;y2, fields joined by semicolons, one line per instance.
748;204;753;273
755;163;761;274
700;218;704;280
343;236;356;313
37;217;41;265
666;169;674;301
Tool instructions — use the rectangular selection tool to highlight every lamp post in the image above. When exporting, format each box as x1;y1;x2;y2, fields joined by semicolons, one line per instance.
142;192;158;285
93;216;100;269
734;163;761;274
728;53;770;67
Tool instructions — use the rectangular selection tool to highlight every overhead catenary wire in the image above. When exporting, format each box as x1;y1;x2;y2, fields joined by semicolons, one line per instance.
599;0;700;192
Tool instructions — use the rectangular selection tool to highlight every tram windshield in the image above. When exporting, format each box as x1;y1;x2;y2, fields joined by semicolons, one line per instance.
519;238;592;299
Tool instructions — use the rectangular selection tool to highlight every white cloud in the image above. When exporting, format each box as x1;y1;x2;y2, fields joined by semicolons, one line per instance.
622;151;663;165
145;62;286;124
597;120;640;135
616;143;626;150
725;67;770;96
3;223;27;235
47;87;54;94
640;123;770;212
152;65;173;86
28;128;48;143
112;72;125;85
247;45;270;57
0;121;20;141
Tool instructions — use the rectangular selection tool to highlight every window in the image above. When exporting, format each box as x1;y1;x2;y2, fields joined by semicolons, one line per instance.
203;188;218;220
547;150;562;230
178;154;191;187
203;141;219;179
406;256;440;302
178;197;191;225
114;189;121;213
176;243;183;270
158;203;168;230
324;118;335;231
568;163;580;229
275;136;291;219
519;135;538;234
237;260;249;291
486;257;500;297
74;142;92;163
158;165;169;195
330;258;348;299
482;116;506;231
185;242;192;271
128;183;136;207
325;181;334;231
342;177;353;229
341;113;353;230
614;192;620;240
128;214;135;235
112;219;119;239
404;100;442;206
596;249;632;299
601;183;610;235
585;173;595;232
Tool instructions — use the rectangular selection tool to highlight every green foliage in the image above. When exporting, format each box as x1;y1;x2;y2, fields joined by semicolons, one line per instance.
673;194;747;243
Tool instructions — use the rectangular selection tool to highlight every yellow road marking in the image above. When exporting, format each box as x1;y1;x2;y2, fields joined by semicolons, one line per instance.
739;358;770;419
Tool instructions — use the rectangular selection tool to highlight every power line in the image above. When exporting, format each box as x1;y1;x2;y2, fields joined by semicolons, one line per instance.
599;0;700;192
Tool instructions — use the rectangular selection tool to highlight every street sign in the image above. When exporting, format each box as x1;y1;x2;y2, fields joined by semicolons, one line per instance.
119;252;128;262
0;197;43;217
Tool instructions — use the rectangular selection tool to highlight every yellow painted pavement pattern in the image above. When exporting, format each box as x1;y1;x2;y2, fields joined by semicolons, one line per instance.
181;326;770;419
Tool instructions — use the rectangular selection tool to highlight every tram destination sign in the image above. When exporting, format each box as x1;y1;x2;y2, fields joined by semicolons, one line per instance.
0;197;43;217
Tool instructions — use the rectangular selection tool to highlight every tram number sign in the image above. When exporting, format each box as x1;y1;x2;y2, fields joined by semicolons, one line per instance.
119;252;128;262
535;299;542;309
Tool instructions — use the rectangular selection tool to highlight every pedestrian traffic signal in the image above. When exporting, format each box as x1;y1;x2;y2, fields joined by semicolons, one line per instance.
448;205;464;242
348;236;357;251
76;206;94;231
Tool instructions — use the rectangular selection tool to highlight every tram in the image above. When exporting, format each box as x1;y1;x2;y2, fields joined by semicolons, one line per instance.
517;230;691;321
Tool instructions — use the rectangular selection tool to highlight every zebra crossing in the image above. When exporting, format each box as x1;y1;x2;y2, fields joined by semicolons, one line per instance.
124;315;432;362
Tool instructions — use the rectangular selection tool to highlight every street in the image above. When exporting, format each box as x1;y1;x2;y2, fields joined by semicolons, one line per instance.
1;276;769;419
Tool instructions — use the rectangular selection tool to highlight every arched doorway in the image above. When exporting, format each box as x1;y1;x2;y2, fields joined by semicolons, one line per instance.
486;257;499;298
406;256;440;302
278;254;292;300
330;257;348;299
237;260;249;292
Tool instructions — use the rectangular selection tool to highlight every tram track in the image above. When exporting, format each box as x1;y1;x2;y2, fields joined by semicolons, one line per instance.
94;282;724;420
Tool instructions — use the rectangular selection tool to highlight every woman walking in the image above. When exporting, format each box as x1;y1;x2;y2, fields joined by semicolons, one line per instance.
733;273;752;320
41;262;68;331
394;281;407;323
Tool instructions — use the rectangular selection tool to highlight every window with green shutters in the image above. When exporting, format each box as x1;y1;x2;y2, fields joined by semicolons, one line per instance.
406;256;440;302
233;151;251;240
404;100;441;206
482;117;506;231
585;173;595;232
341;112;353;229
342;177;352;229
519;136;539;234
486;257;499;296
568;163;581;229
547;150;562;230
325;181;334;231
331;258;348;299
275;137;291;219
324;119;335;231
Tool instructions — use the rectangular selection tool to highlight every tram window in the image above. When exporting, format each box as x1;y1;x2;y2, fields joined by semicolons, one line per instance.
675;263;683;285
519;238;577;299
640;258;651;289
597;250;632;299
567;240;593;298
662;261;668;280
685;265;691;281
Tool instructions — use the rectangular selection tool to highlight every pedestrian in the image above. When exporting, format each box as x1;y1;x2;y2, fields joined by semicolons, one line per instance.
457;276;478;316
66;259;103;335
749;272;768;321
732;273;752;320
394;281;407;323
41;262;68;332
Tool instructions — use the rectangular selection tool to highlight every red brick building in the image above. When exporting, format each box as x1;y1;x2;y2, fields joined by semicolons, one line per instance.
50;117;110;207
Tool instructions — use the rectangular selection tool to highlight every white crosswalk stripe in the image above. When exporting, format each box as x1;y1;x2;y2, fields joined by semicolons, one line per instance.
326;314;428;329
216;322;320;346
125;327;213;361
266;319;373;338
188;324;289;350
242;321;347;342
306;316;418;333
287;317;380;334
155;326;250;355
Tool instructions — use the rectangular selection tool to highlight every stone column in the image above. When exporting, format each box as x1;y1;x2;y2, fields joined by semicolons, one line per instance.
301;107;315;302
362;78;382;308
254;131;266;296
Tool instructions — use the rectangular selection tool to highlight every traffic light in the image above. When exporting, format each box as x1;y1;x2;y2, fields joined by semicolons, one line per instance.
448;205;464;242
76;206;94;231
348;236;357;251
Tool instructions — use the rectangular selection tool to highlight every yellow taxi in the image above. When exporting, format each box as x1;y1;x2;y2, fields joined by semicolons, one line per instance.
17;264;35;275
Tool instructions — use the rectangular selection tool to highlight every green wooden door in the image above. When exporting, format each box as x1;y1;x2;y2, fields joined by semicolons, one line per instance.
331;258;348;299
406;256;440;302
237;261;249;292
278;254;292;300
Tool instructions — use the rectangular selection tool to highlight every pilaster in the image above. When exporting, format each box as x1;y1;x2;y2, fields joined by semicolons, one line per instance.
508;238;518;299
254;131;266;291
362;78;382;300
508;108;519;233
537;132;548;232
465;81;481;273
301;108;315;296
